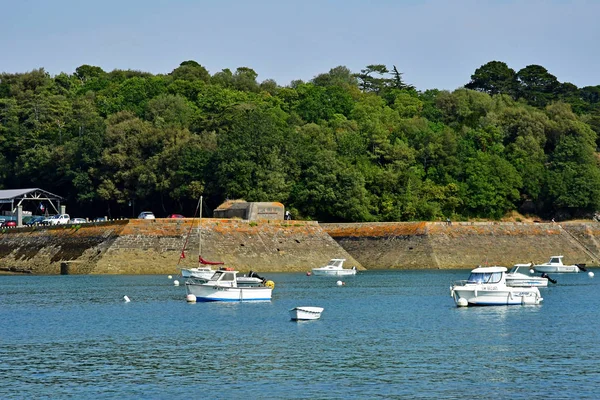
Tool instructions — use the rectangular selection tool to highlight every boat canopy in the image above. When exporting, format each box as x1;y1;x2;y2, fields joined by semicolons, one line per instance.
470;266;507;273
327;259;346;267
547;256;564;265
467;270;504;284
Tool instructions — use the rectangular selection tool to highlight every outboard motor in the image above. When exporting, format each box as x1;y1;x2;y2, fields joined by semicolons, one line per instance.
577;264;587;272
541;273;557;284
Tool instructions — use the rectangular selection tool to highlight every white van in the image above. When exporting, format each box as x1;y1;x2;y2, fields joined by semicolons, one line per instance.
43;214;71;225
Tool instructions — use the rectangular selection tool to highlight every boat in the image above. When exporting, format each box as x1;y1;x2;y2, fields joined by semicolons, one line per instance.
236;271;267;287
185;269;274;302
311;259;357;276
506;263;550;287
450;266;543;307
533;256;586;273
179;196;223;280
289;306;324;321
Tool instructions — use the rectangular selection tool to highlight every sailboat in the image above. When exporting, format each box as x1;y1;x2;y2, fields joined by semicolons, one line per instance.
179;196;224;280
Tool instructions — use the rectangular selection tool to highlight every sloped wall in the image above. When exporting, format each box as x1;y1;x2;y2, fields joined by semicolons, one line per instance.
2;219;599;274
0;219;362;274
322;221;600;269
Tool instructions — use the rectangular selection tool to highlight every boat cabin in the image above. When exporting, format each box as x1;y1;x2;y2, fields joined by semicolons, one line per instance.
208;269;239;287
467;266;507;284
546;256;564;265
327;259;346;268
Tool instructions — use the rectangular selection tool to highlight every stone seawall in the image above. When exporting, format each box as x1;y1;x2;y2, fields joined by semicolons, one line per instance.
0;219;361;274
2;220;599;274
322;221;600;269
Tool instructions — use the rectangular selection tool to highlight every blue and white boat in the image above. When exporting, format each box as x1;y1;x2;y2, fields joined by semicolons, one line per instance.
185;269;274;302
450;266;543;307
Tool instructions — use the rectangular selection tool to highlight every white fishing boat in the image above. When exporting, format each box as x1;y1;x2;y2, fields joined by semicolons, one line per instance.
450;266;543;307
178;196;223;280
506;263;550;287
311;259;357;276
185;269;274;302
289;306;324;321
533;256;586;273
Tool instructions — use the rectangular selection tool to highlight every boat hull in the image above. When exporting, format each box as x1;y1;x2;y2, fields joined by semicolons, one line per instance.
186;283;272;302
311;269;356;276
290;307;324;320
533;265;580;273
506;277;548;287
451;286;542;306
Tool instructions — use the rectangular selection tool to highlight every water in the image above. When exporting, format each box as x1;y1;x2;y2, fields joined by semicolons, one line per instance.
1;270;599;399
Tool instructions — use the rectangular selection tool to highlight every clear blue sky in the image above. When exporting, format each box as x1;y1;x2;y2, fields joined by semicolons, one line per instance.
1;0;598;91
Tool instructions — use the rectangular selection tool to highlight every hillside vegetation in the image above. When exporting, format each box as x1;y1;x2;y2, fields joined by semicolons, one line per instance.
1;61;599;222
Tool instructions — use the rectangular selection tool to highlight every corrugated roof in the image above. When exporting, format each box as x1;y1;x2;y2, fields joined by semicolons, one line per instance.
0;188;64;200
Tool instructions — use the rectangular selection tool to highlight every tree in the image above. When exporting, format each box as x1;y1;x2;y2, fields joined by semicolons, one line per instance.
460;151;522;218
465;61;517;96
355;64;389;94
210;105;291;202
516;65;560;107
170;60;210;82
312;66;358;88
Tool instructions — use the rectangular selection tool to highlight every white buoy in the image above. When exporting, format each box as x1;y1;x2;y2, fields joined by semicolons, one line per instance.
457;298;468;307
123;295;130;302
529;269;535;274
186;294;197;303
589;271;595;278
336;280;343;286
168;275;172;279
173;280;180;286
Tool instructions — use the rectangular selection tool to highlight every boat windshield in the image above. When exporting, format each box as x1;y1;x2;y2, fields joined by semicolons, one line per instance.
328;260;344;268
467;272;502;284
549;257;562;264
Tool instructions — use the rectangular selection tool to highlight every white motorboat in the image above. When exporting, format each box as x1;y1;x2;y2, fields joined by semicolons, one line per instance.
533;256;586;273
185;269;274;302
450;266;543;307
311;259;357;276
289;306;324;321
506;264;549;287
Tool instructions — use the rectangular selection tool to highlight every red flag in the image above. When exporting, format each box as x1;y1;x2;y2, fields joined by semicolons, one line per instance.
180;251;186;259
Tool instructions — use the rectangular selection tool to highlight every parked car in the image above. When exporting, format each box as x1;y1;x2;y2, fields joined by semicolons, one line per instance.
1;220;17;227
167;214;184;218
43;214;70;225
25;215;46;226
94;217;107;222
70;218;87;224
138;211;156;219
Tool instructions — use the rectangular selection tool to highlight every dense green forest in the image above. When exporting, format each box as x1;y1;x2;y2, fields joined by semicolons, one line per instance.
1;60;600;222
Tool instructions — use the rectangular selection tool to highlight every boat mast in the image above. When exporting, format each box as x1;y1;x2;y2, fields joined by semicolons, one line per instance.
198;195;203;262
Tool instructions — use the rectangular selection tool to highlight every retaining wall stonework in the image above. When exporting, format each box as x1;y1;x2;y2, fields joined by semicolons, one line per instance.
321;221;600;269
2;220;599;274
0;219;361;275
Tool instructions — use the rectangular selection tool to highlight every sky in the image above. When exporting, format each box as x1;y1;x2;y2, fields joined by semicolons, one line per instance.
1;0;598;91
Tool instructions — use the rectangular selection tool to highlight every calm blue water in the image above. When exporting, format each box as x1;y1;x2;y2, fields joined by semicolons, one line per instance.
1;270;600;399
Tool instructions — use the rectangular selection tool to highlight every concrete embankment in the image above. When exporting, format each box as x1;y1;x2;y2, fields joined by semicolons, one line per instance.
321;221;600;269
0;219;361;275
2;220;599;274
